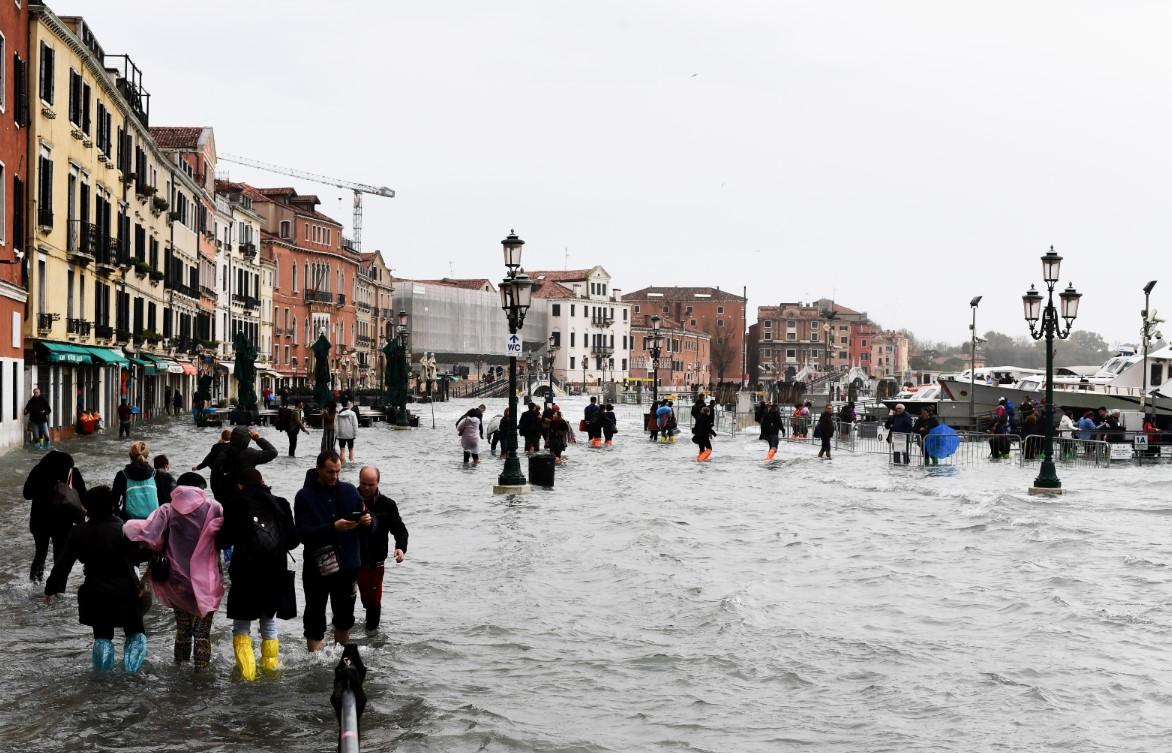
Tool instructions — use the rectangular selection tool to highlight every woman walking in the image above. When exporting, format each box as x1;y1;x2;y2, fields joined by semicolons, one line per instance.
45;486;147;673
547;408;573;463
320;403;338;455
602;404;618;447
761;403;783;461
124;473;224;672
457;409;481;465
23;450;87;582
692;406;716;461
112;441;159;521
816;404;836;459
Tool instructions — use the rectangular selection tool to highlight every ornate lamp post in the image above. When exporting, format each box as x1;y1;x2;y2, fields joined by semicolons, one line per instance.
1023;246;1081;494
496;230;534;492
546;334;558;405
394;310;410;426
1140;281;1162;416
969;295;982;428
649;314;663;408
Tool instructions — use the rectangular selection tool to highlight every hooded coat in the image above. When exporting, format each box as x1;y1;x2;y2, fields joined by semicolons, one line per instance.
124;485;225;617
211;427;278;503
457;415;481;453
218;483;298;620
336;407;359;441
23;450;87;535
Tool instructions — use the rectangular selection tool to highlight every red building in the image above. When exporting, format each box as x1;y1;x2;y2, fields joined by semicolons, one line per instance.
627;313;711;391
0;0;29;449
623;286;746;386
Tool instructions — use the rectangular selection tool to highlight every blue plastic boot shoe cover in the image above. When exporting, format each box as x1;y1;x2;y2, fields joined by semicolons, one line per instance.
92;639;115;672
123;633;147;673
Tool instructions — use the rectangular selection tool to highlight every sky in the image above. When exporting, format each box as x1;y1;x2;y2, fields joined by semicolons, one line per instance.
63;0;1172;344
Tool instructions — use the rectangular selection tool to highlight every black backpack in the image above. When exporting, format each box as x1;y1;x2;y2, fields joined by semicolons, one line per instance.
210;447;239;502
244;491;291;560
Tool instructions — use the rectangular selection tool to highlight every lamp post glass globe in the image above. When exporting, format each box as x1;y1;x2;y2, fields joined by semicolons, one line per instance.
501;229;525;271
1059;284;1081;323
1022;286;1043;325
1041;246;1062;285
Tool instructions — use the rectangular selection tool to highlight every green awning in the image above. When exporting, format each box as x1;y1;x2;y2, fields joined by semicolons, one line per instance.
140;353;168;375
37;341;93;364
83;346;130;366
125;355;149;367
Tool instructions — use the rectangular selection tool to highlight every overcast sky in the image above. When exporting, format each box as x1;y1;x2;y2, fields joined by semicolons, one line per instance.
66;0;1172;345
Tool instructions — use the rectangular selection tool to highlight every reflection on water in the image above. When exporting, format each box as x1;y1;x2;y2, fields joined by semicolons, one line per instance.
0;398;1170;752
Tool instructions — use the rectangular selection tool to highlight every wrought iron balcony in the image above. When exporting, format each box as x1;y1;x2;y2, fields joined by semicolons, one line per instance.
115;328;131;343
239;242;257;258
591;315;615;328
66;318;91;336
37;207;53;229
37;313;59;332
356;301;372;313
305;289;333;304
232;293;260;309
590;344;614;356
95;324;114;340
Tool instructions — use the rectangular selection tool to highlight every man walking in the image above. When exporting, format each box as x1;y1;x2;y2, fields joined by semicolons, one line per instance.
356;466;408;631
285;401;309;457
117;398;133;438
294;451;374;652
23;387;52;449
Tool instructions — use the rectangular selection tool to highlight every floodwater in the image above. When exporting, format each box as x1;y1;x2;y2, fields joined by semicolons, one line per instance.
0;397;1170;752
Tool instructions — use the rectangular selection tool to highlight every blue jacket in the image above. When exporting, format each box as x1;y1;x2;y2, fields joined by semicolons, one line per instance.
294;469;376;572
1076;416;1096;440
889;412;914;433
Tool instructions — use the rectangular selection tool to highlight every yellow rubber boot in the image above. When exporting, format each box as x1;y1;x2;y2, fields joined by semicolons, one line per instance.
233;634;257;681
260;639;279;673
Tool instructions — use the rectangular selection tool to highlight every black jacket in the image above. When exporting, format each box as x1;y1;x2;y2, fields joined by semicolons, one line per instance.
219;483;298;620
45;512;142;629
23;395;51;423
913;415;940;438
294;468;373;572
817;412;836;439
194;442;229;471
360;493;408;565
23;450;87;533
211;429;278;503
154;471;176;506
518;409;541;438
760;410;783;437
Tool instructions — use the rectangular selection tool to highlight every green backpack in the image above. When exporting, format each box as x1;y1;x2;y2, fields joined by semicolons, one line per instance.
124;470;159;520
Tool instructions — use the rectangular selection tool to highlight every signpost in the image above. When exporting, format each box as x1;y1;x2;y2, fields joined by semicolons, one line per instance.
505;333;522;358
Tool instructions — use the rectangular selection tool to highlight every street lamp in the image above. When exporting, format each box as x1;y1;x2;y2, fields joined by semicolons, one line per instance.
969;295;982;428
1023;246;1081;494
496;230;533;492
394;310;410;426
822;309;838;404
649;315;663;436
1141;281;1162;416
546;334;558;406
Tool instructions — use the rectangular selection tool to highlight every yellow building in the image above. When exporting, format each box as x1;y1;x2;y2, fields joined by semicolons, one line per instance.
26;8;198;433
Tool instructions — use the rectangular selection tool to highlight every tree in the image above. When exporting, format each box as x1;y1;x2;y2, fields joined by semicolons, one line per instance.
709;325;738;385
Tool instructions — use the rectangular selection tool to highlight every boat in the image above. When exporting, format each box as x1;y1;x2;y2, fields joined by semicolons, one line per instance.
937;347;1172;420
881;367;1043;423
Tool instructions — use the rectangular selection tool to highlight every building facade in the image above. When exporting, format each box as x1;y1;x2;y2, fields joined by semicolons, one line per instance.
627;313;711;391
622;286;746;386
0;0;29;449
870;330;910;380
359;249;394;389
530;267;630;392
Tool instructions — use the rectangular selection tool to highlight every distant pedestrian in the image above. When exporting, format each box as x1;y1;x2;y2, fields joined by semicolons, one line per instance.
356;466;408;631
816;404;836;459
112;441;159;521
210;427;279;506
295;451;375;652
172;390;183;416
284;401;308;457
23;450;87;582
602;404;617;446
457;409;481;464
164;386;173;416
44;486;146;673
886;404;914;464
584;397;602;448
518;402;542;452
218;468;298;680
193;429;233;471
320;403;338;455
761;403;783;461
125;472;224;672
336;400;359;466
692;406;716;461
117;398;132;438
547;409;573;463
153;455;176;507
23;386;52;449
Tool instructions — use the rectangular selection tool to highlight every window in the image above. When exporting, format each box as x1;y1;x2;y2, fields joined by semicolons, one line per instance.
284;345;289;364
570;304;575;316
717;306;724;314
67;67;80;124
0;33;6;113
37;149;52;228
13;52;27;127
38;42;53;105
623;309;627;321
551;303;560;317
291;264;297;291
81;83;90;134
280;220;290;238
717;320;725;328
685;306;692;315
570;332;575;347
569;356;575;370
621;358;627;371
634;305;640;313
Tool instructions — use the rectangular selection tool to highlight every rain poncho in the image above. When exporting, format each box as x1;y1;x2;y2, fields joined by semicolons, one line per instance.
124;485;225;617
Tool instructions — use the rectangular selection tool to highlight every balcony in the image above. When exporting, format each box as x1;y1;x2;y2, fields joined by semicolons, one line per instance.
37;313;59;332
67;221;99;265
239;242;257;259
590;344;614;356
380;308;396;319
94;324;114;340
232;293;260;309
591;315;614;329
151;195;169;215
355;334;374;348
200;285;217;298
66;318;92;337
305;289;333;304
115;328;131;343
356;301;372;313
37;207;53;230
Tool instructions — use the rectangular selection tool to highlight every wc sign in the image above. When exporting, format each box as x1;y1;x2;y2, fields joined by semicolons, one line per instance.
504;334;523;357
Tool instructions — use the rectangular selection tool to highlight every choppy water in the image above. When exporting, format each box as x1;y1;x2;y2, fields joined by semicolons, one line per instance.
0;397;1170;752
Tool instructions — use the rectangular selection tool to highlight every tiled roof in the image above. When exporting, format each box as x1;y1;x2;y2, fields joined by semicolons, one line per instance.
624;286;746;302
394;277;495;292
630;312;686;330
528;269;593;283
532;280;576;299
150;127;204;149
214;180;269;202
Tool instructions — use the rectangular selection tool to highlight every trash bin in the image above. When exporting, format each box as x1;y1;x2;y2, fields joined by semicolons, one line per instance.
529;454;555;488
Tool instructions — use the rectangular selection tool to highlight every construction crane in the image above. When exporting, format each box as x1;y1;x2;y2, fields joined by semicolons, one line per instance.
218;153;395;251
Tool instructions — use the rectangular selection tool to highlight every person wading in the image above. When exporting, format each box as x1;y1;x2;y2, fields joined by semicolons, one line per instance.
112;441;159;521
210;427;278;507
356;466;408;631
24;450;87;582
761;403;783;461
295;451;375;652
336;400;359;467
692;406;716;461
816;404;836;459
282;401;309;458
23;386;52;449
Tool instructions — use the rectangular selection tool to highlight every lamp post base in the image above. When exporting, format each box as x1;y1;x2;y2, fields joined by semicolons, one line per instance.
493;484;532;495
1028;486;1066;496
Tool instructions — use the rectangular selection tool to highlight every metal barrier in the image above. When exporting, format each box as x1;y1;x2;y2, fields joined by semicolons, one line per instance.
1018;434;1111;467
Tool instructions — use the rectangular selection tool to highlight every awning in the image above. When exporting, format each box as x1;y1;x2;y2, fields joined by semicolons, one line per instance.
125;355;149;367
216;361;235;372
83;346;130;366
176;360;198;376
140;353;171;376
37;341;93;364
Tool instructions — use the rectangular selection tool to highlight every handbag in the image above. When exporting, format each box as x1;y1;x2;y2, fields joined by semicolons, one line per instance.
277;563;298;619
313;545;340;577
52;470;86;523
137;571;153;613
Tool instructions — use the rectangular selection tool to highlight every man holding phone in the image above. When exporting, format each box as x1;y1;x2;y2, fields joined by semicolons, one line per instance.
356;466;409;631
294;450;376;652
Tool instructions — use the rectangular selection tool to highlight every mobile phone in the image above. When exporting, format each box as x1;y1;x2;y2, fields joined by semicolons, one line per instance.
347;511;365;522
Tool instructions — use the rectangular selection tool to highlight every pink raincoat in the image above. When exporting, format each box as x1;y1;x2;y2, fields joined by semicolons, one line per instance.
124;485;225;617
